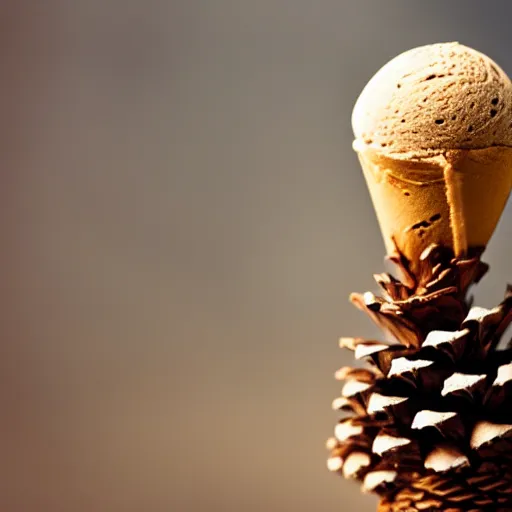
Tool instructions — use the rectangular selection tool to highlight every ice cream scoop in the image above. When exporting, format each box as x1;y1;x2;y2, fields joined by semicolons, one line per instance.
353;42;512;156
352;42;512;270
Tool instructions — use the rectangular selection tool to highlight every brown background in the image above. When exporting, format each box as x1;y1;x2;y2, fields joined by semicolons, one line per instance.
2;1;512;511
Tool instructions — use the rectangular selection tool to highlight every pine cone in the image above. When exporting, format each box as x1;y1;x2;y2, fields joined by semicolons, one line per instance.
328;244;512;511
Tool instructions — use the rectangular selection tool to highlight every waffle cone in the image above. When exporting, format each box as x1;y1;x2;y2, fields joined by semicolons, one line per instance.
355;144;512;270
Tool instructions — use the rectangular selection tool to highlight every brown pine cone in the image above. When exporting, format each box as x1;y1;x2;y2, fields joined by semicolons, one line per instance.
328;244;512;511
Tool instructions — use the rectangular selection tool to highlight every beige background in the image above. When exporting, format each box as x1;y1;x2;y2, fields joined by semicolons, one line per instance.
3;1;512;511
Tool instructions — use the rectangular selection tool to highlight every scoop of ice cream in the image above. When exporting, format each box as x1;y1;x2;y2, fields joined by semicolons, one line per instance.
352;42;512;157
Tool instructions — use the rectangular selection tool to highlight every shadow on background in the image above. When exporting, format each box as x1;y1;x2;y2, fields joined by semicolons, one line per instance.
2;1;512;511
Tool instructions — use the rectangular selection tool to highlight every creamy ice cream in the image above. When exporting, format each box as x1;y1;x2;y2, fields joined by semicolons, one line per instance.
352;42;512;268
353;42;512;157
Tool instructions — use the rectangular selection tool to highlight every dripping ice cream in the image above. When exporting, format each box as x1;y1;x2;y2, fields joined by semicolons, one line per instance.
351;42;512;269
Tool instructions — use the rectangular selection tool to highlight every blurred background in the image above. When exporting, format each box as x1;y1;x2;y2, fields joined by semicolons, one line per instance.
3;1;512;511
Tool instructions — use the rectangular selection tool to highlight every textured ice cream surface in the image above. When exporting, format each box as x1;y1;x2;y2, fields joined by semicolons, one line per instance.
352;42;512;157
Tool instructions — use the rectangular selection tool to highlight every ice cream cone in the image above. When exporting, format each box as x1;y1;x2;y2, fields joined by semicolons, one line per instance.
355;141;512;269
351;42;512;271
